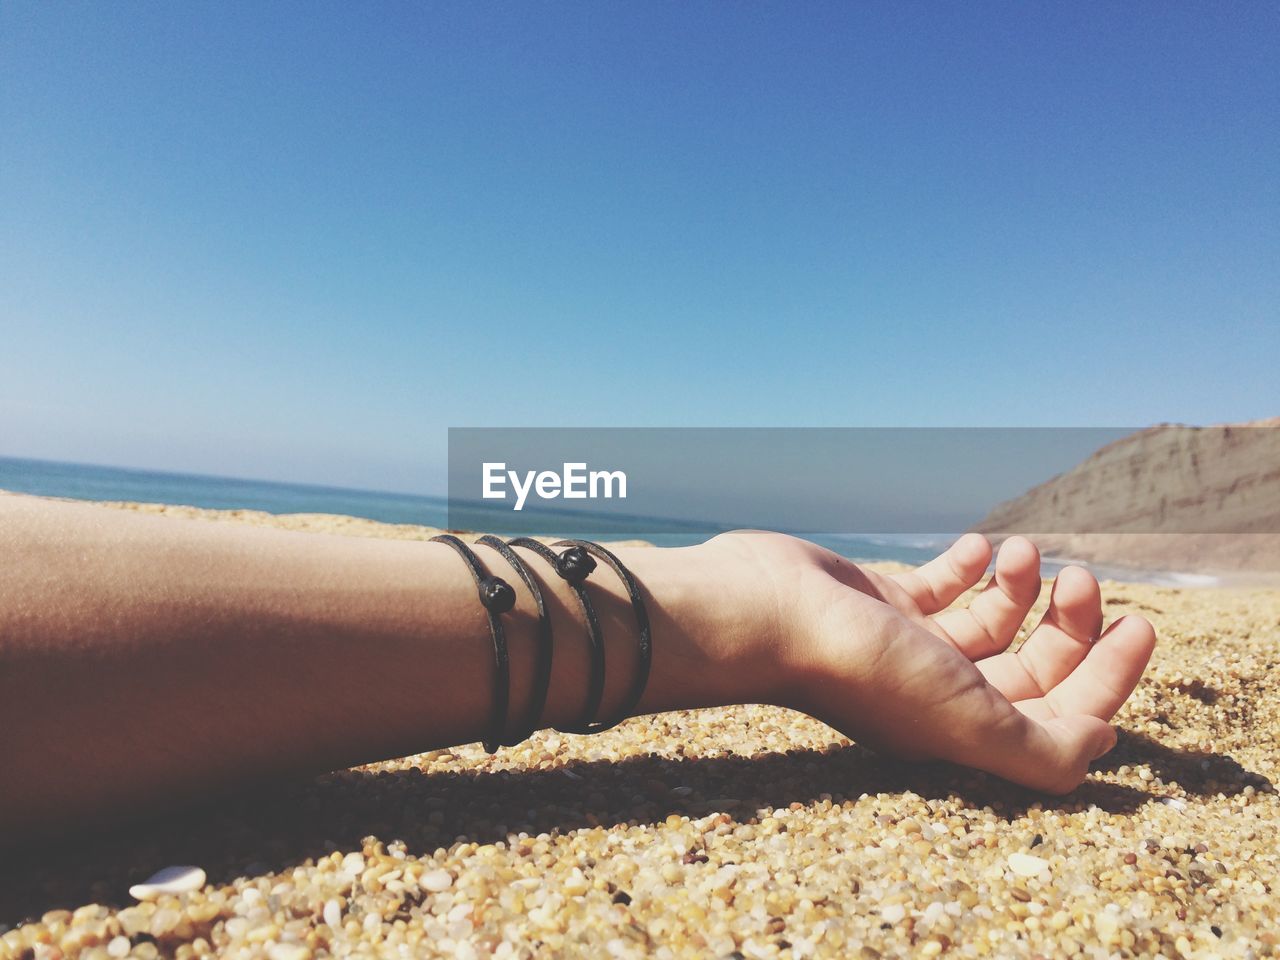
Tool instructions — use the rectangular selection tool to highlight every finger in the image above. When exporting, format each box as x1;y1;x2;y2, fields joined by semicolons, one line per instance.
932;536;1043;659
1043;615;1157;720
976;565;1102;701
892;533;992;615
940;681;1117;794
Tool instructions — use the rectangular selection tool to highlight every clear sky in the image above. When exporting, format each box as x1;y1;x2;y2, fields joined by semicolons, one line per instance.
2;3;1276;493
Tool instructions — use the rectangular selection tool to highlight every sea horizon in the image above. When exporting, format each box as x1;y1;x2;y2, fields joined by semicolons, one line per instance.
0;455;1217;586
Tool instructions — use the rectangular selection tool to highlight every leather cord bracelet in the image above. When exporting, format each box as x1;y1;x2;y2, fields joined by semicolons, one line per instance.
476;534;554;745
430;534;514;753
554;539;653;733
507;537;607;734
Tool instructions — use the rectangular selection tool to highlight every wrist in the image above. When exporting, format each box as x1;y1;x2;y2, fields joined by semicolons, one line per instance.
613;537;794;716
475;535;798;737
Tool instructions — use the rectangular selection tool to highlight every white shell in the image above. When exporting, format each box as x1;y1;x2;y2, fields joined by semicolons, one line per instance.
1008;852;1050;877
128;865;207;901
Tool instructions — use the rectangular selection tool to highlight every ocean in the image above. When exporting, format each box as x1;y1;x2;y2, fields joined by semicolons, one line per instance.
0;456;948;564
0;456;1209;584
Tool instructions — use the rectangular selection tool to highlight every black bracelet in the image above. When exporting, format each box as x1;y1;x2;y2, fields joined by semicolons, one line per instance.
508;537;607;734
553;539;652;733
476;534;554;746
430;534;514;754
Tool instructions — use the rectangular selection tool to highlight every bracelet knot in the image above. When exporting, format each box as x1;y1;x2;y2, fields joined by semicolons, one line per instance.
479;576;517;614
554;545;597;583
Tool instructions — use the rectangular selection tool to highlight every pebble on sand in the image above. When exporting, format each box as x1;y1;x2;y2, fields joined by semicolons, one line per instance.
322;898;342;929
1007;853;1050;878
128;865;207;901
420;868;454;892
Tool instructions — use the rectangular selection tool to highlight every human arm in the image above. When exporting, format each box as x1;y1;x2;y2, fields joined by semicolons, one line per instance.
0;494;1155;838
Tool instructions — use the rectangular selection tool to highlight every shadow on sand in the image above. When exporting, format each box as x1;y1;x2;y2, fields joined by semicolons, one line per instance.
2;728;1269;926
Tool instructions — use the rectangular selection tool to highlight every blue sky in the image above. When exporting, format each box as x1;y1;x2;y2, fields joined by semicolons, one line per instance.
2;3;1276;493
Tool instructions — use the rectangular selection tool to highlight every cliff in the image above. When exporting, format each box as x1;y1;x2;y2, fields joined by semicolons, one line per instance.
972;419;1280;576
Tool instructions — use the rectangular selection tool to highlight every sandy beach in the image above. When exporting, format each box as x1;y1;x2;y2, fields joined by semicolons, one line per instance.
2;500;1277;959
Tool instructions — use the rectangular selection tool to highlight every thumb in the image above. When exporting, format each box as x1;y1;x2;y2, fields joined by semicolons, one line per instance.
1037;714;1119;787
945;685;1117;794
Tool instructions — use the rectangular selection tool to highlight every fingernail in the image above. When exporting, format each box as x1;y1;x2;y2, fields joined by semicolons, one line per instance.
1092;727;1118;760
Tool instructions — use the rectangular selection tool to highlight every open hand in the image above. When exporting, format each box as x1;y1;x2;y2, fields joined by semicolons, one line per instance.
712;532;1157;794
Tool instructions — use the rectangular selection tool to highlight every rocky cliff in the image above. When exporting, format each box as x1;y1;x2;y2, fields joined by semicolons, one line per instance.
972;419;1280;576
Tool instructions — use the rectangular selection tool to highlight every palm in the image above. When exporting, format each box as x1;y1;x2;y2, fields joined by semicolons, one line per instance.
770;533;1156;793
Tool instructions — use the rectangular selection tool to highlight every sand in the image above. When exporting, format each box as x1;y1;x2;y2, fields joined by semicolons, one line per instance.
1;501;1277;959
